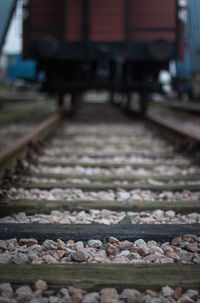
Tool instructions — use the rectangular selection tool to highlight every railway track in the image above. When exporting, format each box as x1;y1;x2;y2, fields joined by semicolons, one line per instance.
0;102;200;302
164;100;200;115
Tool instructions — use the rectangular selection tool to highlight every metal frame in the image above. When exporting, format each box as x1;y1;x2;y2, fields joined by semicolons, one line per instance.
175;0;180;60
62;0;66;41
27;0;32;57
125;0;130;43
82;0;89;41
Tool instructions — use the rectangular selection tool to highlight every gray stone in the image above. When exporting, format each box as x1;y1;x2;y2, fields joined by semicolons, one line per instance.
0;297;16;303
28;252;38;261
88;240;103;249
5;239;17;251
186;243;200;253
0;241;7;252
82;292;100;303
134;239;146;247
177;295;195;303
193;255;200;264
136;244;149;257
42;255;57;264
128;253;141;260
57;298;72;303
0;254;12;264
19;238;38;247
161;286;174;297
49;296;59;303
161;243;174;254
12;253;30;264
16;285;33;302
145;299;162;303
29;299;40;303
149;246;164;255
144;254;159;262
160;258;174;264
120;289;143;302
119;241;134;251
38;299;49;303
183;234;198;243
118;215;132;224
0;283;13;298
34;280;48;291
69;241;84;250
71;250;86;262
175;249;193;262
43;240;57;250
184;289;199;301
59;288;70;298
57;240;66;251
118;250;131;257
105;244;119;256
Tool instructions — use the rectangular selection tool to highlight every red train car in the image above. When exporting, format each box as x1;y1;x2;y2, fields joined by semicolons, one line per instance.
23;0;182;114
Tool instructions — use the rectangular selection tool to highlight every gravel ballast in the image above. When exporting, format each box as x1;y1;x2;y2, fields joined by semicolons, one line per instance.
0;210;200;225
2;188;200;202
30;164;200;176
0;235;200;264
0;281;199;303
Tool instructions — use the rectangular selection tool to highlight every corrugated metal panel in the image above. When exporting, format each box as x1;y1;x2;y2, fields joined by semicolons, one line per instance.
66;0;82;41
29;0;62;40
90;0;125;41
177;0;200;78
23;0;178;48
186;0;200;73
130;0;176;42
0;0;17;52
30;0;62;28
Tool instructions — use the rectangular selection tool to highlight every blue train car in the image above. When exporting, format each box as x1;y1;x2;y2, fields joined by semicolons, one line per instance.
175;0;200;98
186;0;200;74
7;54;36;82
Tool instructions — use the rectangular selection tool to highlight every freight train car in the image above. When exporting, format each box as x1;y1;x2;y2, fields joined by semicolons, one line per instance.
23;0;183;115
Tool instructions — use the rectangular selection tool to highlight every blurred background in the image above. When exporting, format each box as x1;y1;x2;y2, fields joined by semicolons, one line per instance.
0;0;199;101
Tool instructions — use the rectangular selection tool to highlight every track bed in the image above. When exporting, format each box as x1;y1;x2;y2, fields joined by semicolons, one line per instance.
0;102;200;301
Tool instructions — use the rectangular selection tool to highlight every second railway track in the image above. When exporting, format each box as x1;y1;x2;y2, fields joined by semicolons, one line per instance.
0;102;200;301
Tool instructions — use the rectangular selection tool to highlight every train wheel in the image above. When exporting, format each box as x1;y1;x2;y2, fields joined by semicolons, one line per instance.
57;92;81;117
123;92;131;114
124;92;148;117
139;91;148;117
69;92;81;117
57;92;65;114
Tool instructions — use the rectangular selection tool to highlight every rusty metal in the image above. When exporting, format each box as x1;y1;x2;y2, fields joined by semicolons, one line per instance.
147;113;200;162
0;113;60;179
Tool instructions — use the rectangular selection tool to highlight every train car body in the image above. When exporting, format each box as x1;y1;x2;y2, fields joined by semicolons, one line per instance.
0;0;17;54
176;0;200;99
23;0;182;113
7;54;36;82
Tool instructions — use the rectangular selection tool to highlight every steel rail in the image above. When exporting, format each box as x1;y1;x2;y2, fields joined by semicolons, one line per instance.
0;113;60;178
147;113;200;143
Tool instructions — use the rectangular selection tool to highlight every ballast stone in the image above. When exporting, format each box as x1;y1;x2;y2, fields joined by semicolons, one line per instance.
0;283;13;298
71;250;86;262
82;292;100;303
88;239;102;248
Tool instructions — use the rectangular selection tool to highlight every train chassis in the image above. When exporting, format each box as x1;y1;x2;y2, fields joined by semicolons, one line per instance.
39;57;166;116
